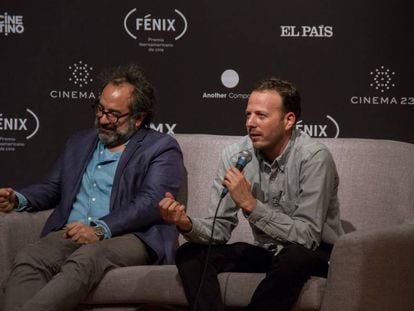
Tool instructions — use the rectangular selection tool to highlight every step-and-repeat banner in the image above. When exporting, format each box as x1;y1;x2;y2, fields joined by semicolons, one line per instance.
1;0;413;187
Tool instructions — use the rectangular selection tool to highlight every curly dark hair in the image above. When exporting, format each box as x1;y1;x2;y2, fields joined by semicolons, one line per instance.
252;77;301;121
98;64;156;127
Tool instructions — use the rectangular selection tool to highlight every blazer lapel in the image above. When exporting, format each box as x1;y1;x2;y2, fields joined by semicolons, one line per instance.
110;128;148;209
65;130;99;213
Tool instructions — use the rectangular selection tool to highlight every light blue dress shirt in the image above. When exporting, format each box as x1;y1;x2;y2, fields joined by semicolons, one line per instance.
16;141;123;239
66;141;122;238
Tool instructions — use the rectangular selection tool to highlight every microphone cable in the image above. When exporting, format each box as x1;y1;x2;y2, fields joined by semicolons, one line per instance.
192;150;252;310
192;194;224;311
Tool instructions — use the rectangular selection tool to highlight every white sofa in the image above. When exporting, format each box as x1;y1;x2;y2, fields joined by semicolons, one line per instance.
1;134;414;311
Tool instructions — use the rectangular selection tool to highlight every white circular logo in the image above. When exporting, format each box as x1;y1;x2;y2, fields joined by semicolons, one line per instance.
68;61;93;88
221;69;239;88
370;66;395;93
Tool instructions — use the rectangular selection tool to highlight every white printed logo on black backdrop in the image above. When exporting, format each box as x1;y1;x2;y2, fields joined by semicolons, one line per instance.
0;109;39;152
202;69;249;101
0;12;24;36
68;61;94;88
296;115;340;138
124;8;187;53
221;69;239;88
149;123;177;134
49;61;97;102
351;66;413;106
370;66;395;93
280;25;333;38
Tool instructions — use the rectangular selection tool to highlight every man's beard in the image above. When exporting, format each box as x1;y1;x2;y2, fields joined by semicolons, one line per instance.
95;118;137;148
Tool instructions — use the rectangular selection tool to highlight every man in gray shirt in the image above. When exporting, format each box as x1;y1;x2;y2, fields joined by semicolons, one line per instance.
159;77;344;311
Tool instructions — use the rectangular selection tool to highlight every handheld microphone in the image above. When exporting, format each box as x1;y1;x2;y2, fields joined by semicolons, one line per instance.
220;150;252;198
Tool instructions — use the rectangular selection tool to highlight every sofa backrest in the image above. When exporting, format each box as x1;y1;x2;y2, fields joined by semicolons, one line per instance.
318;138;414;232
174;134;414;244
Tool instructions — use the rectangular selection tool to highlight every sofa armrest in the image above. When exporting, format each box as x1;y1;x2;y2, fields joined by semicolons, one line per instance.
321;223;414;311
0;210;51;287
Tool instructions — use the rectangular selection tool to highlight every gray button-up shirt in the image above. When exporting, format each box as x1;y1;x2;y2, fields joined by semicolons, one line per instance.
184;129;344;250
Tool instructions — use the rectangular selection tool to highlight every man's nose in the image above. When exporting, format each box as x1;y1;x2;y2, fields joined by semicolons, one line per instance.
97;113;111;124
246;115;256;128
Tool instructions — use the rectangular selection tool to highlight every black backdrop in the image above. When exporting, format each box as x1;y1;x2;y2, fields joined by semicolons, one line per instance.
1;0;413;187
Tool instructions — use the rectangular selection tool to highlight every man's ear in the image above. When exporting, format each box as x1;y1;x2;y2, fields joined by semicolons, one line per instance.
284;112;296;130
135;113;146;128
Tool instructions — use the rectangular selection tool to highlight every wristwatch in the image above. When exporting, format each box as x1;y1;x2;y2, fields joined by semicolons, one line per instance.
93;225;106;241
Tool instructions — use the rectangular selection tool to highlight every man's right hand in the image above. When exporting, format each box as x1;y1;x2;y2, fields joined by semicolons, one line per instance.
0;188;17;213
159;192;192;232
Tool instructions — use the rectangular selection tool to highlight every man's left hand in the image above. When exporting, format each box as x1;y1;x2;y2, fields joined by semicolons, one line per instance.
64;222;99;244
223;167;256;213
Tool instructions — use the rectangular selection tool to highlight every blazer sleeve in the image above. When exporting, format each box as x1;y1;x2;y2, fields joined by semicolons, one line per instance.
18;130;97;212
18;145;64;211
101;134;184;237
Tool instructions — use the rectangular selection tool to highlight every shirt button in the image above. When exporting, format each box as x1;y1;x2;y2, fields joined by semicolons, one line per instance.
98;165;101;169
92;198;96;202
93;183;97;187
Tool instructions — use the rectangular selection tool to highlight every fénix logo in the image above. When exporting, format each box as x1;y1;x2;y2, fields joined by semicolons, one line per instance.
0;12;24;36
49;61;97;101
280;25;333;38
124;8;187;52
296;115;340;138
0;109;39;139
124;9;187;40
0;109;40;152
351;66;413;105
202;69;250;101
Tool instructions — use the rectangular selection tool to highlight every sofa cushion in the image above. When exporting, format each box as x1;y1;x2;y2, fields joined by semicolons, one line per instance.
84;265;326;310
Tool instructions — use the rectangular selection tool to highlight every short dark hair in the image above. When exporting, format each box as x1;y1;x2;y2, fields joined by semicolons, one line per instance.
98;64;156;127
252;77;301;121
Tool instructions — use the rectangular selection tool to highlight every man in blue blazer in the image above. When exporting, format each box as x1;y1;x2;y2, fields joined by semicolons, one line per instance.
0;64;184;311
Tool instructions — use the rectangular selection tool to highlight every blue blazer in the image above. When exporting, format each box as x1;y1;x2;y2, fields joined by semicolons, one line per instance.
19;128;184;265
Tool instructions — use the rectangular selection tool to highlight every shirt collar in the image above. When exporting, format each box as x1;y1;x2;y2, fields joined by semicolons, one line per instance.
97;141;127;161
256;129;298;172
